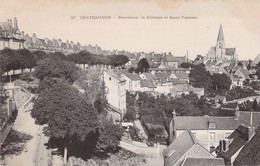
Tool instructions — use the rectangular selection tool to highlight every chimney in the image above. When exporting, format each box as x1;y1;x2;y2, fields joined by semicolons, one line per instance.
219;140;223;152
14;17;18;29
234;110;240;120
32;33;36;43
169;110;177;143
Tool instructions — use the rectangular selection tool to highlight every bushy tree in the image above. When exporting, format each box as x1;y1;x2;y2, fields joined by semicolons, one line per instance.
189;64;212;92
34;57;80;84
31;82;99;163
211;73;232;92
136;58;149;73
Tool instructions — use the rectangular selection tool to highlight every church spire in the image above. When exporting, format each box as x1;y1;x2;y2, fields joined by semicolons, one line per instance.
217;24;225;42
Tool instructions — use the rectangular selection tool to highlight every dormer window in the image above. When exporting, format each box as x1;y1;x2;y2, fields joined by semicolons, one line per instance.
209;122;216;129
208;118;216;129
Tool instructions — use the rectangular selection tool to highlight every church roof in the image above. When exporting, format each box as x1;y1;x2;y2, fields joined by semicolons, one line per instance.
217;24;225;42
226;48;236;55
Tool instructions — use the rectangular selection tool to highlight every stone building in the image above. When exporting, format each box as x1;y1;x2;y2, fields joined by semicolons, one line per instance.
0;18;24;49
206;25;238;60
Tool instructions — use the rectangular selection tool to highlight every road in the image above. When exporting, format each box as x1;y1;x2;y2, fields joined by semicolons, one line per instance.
3;91;51;166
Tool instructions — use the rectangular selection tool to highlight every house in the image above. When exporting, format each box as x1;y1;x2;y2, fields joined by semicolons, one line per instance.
233;69;250;80
170;84;204;98
0;18;24;50
121;72;141;91
251;54;260;67
217;124;256;166
139;72;157;82
233;125;260;166
170;111;260;152
163;130;215;166
140;79;156;92
103;70;127;122
170;73;189;83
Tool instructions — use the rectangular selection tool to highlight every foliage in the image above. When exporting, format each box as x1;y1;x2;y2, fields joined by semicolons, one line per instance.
189;64;213;92
180;62;195;68
75;69;107;113
124;106;136;121
248;81;260;90
34;57;80;84
194;55;204;61
128;67;135;73
226;87;257;101
31;82;99;141
211;73;232;92
0;48;36;72
136;58;150;73
68;51;129;67
96;118;124;152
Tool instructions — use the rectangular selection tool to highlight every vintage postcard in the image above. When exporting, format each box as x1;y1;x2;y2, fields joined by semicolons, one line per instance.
1;0;260;166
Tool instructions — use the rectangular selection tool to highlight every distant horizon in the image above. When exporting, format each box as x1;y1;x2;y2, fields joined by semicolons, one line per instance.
1;0;260;60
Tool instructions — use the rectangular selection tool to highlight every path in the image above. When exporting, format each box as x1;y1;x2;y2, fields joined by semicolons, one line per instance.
3;91;51;166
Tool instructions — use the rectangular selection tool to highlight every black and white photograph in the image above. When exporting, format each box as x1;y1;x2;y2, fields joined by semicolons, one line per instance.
0;0;260;165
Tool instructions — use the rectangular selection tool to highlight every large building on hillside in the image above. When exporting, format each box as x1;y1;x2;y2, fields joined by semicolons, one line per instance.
206;25;238;60
0;18;24;50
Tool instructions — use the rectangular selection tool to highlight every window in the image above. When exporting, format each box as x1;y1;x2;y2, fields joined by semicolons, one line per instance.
209;122;216;129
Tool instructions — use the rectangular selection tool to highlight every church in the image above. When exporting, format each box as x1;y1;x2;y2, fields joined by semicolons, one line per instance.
206;25;238;60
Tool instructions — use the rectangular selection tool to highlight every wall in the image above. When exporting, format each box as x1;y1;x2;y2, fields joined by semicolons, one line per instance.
176;129;234;151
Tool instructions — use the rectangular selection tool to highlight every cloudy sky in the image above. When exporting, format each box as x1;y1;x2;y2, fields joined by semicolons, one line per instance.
1;0;260;60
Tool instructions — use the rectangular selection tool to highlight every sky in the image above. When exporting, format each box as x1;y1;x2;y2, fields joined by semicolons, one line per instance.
1;0;260;60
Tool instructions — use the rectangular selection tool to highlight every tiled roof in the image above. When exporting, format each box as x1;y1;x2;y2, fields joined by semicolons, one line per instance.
140;79;156;88
234;126;260;165
142;73;157;81
225;48;236;55
218;125;252;160
239;69;250;78
171;84;203;93
207;47;216;58
163;130;213;166
174;111;260;130
163;130;196;166
154;72;170;83
172;73;189;80
123;72;141;81
182;157;225;166
252;54;260;66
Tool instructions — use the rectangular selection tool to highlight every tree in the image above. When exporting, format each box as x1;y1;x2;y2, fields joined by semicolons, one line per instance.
211;73;232;92
96;118;124;152
194;55;204;61
252;98;257;111
180;62;195;68
189;64;213;92
34;57;80;84
31;82;99;163
75;69;107;113
128;67;135;73
136;58;150;73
